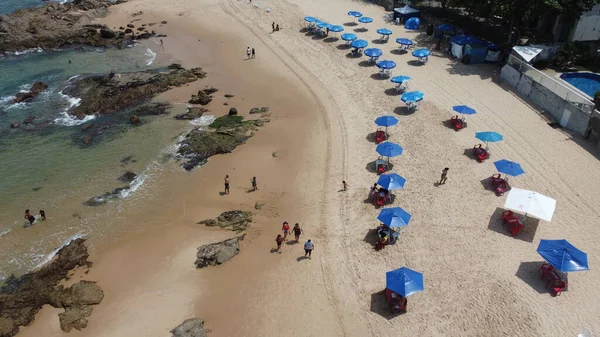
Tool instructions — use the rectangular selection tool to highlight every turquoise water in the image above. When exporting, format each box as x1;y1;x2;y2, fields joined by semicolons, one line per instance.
0;41;202;280
1;0;70;15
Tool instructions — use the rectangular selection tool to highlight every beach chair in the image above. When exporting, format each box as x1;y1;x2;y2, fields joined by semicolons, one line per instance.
451;117;465;131
419;56;429;64
473;147;489;162
384;289;407;313
375;128;387;143
550;280;567;297
376;158;388;174
501;210;523;236
407;101;419;111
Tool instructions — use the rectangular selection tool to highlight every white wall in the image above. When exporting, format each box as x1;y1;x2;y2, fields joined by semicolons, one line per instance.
571;5;600;42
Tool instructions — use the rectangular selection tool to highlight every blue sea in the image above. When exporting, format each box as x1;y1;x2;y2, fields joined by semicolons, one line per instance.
0;0;200;280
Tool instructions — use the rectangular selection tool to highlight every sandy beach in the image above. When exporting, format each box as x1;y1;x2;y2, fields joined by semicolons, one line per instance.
15;0;600;336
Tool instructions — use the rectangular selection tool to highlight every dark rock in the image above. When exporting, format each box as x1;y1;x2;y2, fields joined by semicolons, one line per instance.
148;22;156;27
203;87;218;95
120;155;134;164
174;106;207;120
255;202;263;210
197;210;252;232
0;238;103;337
224;94;234;98
161;20;168;24
135;32;154;39
83;186;130;206
249;108;260;114
223;103;228;106
99;28;116;38
133;102;171;116
62;67;202;117
132;10;143;17
23;116;36;124
195;235;245;268
82;135;92;145
141;24;146;27
171;318;206;337
11;82;48;104
136;27;145;31
81;123;93;131
118;171;137;183
168;63;183;70
228;108;238;116
127;23;134;28
119;26;124;30
30;82;48;93
10;122;19;128
190;68;207;78
260;106;270;113
32;187;42;191
188;91;212;105
129;115;140;125
124;28;133;34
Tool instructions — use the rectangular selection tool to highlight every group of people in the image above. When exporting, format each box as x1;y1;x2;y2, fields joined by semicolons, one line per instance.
24;209;46;226
246;47;256;59
275;222;314;259
369;183;389;200
223;175;258;195
271;22;281;33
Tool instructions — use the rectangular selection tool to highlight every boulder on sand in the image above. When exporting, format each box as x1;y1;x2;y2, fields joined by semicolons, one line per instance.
99;28;117;38
188;91;212;105
171;318;207;337
174;107;207;120
195;235;245;268
197;210;252;232
228;108;237;116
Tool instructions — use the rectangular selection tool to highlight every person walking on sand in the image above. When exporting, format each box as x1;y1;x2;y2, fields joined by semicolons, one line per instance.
304;239;314;259
272;22;275;33
293;223;303;243
276;24;280;31
251;177;257;191
275;234;284;254
246;47;251;59
342;180;347;191
440;167;449;185
224;175;230;194
251;48;256;59
282;221;290;241
160;39;164;48
24;209;35;226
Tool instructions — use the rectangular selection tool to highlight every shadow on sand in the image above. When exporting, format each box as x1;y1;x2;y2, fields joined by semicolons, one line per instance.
487;207;539;243
515;261;552;294
370;291;404;320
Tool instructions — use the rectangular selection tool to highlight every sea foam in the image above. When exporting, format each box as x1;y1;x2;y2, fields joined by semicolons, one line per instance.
145;47;157;66
33;232;86;270
54;93;94;126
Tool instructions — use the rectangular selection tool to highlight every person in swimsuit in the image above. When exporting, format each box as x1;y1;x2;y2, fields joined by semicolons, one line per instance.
440;167;449;185
39;210;46;221
293;223;303;242
342;180;347;191
251;177;257;191
282;221;290;240
304;239;314;259
224;175;230;194
275;234;284;254
24;209;35;225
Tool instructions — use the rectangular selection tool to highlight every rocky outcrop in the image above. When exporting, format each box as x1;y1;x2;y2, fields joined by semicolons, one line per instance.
0;238;103;337
62;66;204;118
249;106;270;114
118;171;137;183
83;186;129;206
228;108;238;116
197;210;252;232
177;114;270;170
174;107;207;120
188;91;212;105
0;0;154;53
11;82;48;104
195;235;245;268
171;318;207;337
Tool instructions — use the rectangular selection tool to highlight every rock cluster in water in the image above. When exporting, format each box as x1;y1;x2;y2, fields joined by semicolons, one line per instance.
197;210;253;232
195;235;246;268
0;0;158;53
11;82;48;104
0;238;103;337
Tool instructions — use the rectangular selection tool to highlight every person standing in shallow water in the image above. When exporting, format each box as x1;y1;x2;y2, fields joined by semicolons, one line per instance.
39;210;46;221
224;175;230;195
24;209;35;226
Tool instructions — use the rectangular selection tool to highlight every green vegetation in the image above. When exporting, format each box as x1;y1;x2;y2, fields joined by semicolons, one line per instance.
209;115;245;129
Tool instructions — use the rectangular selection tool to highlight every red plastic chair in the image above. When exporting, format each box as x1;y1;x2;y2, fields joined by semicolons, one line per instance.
507;220;523;236
550;280;567;297
375;130;387;144
475;148;488;162
377;163;387;175
452;118;465;131
376;196;385;206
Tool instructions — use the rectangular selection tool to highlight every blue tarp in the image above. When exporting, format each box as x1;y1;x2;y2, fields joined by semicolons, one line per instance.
537;239;589;272
494;159;525;177
451;35;482;46
351;39;368;49
405;17;420;30
475;132;503;143
401;91;424;102
391;75;411;83
386;267;424;297
396;38;413;46
377;60;396;69
329;25;344;32
364;48;383;57
341;33;357;41
374;116;398;127
376;142;403;157
377;206;411;228
452;105;476;115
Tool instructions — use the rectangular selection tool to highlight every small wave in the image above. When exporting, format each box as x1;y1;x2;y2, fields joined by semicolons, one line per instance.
189;115;216;127
12;47;43;56
0;95;12;107
33;232;86;270
118;174;148;199
54;93;93;126
0;228;12;238
145;47;157;66
67;74;80;82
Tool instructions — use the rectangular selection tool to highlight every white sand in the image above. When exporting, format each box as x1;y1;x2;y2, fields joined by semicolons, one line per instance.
15;0;600;336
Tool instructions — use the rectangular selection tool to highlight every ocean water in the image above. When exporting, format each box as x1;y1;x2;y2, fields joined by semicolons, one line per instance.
0;0;70;15
0;38;197;280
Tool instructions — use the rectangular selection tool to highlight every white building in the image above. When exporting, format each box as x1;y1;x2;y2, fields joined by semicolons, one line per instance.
570;5;600;42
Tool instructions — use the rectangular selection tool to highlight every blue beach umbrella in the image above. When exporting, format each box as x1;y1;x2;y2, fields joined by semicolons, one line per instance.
377;174;407;191
341;33;357;42
377;28;392;35
378;206;411;228
374;116;398;127
376;142;403;157
351;39;368;49
304;16;318;23
329;25;344;33
358;17;373;24
391;75;411;84
348;11;363;18
364;48;383;58
376;60;396;69
396;38;413;46
537;239;589;272
494;159;525;177
475;131;503;143
401;91;424;103
453;105;476;115
317;22;331;29
412;49;431;58
386;267;424;297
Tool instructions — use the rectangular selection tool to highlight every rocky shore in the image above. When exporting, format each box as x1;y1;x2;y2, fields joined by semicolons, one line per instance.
0;238;103;337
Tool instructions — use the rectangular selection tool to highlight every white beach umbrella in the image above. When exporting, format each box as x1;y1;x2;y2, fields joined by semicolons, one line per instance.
503;188;557;222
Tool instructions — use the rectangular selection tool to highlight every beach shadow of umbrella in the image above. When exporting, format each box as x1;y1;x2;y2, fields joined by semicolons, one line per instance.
299;27;309;33
370;73;388;81
337;44;351;50
346;52;362;59
344;22;358;26
370;291;402;320
354;27;368;33
463;148;482;161
363;228;379;246
407;59;424;66
393;106;416;116
371;39;387;45
366;160;394;173
515;261;551;294
312;34;326;40
359;60;375;67
487;207;539;243
390;49;406;55
384;88;401;96
441;119;455;129
363;194;397;206
366;132;377;142
324;37;339;43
